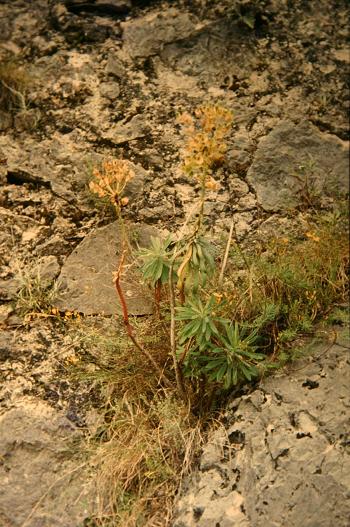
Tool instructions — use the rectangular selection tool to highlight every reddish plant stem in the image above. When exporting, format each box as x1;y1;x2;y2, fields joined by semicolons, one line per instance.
114;252;172;387
168;259;188;401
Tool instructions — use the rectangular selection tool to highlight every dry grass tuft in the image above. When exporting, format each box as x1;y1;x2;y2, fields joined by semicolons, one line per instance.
0;60;29;112
15;262;60;317
67;317;204;526
69;317;171;398
91;395;202;526
217;207;349;353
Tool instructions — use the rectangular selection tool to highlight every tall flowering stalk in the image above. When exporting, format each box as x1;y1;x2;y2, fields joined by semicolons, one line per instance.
175;105;234;293
167;105;233;399
89;159;172;385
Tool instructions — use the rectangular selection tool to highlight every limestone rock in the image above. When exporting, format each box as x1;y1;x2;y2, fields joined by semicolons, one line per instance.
0;398;95;526
94;0;131;12
56;222;159;315
99;80;120;101
121;9;195;59
50;1;121;43
65;0;131;15
105;54;126;78
37;255;61;284
0;110;12;131
173;340;350;527
102;114;149;145
247;120;349;211
14;108;41;132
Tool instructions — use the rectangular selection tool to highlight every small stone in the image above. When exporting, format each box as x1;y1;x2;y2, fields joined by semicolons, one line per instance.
228;177;249;198
237;193;256;210
0;304;13;324
31;35;58;55
99;81;120;101
0;110;12;131
332;48;350;63
38;255;60;284
105;55;126;78
102;114;149;145
0;278;21;300
94;0;131;13
234;212;254;239
21;226;43;244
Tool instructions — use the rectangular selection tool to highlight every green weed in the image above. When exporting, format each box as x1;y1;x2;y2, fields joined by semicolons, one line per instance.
15;264;60;317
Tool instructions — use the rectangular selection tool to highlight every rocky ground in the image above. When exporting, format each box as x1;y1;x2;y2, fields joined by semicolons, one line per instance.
173;332;350;527
0;0;349;526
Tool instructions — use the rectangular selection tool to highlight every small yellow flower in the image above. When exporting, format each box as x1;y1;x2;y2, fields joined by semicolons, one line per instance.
65;354;79;365
213;292;223;303
205;177;219;191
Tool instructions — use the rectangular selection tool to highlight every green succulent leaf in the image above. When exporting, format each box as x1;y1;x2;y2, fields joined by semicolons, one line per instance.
138;235;174;286
176;295;226;349
192;321;264;390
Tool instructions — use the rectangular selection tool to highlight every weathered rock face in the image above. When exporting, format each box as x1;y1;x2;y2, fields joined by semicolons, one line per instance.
121;8;195;59
173;338;350;527
56;221;159;315
0;0;349;524
247;121;349;211
49;0;129;43
0;398;95;527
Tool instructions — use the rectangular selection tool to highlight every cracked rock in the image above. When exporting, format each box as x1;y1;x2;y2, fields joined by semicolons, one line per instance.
173;339;350;527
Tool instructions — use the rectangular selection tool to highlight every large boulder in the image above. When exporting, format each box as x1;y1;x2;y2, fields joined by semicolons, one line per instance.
121;8;195;59
56;222;159;315
247;121;349;211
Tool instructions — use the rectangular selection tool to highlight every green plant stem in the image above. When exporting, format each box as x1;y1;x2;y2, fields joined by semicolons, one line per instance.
154;279;162;318
197;181;206;234
167;176;209;399
219;217;235;284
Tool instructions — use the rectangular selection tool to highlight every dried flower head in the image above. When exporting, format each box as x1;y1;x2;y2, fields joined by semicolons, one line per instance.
178;105;233;181
89;159;135;213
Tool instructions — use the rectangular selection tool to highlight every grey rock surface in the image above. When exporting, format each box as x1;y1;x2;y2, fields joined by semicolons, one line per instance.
247;121;349;211
56;222;159;315
0;398;95;527
173;337;350;527
102;114;149;145
121;9;195;59
0;0;349;525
